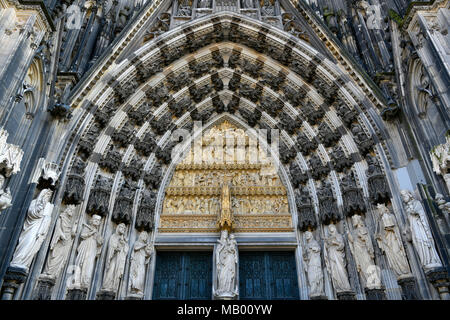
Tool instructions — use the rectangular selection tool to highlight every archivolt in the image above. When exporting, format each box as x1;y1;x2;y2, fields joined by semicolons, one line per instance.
53;12;397;235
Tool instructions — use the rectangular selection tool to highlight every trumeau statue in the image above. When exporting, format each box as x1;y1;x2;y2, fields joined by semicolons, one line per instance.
348;215;382;289
10;189;54;271
71;214;103;289
42;205;77;279
324;224;352;293
401;190;442;270
214;230;238;298
303;231;325;298
375;204;411;278
102;223;129;292
129;231;153;296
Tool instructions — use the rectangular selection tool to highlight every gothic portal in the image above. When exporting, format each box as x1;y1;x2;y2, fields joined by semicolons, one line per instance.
0;0;449;301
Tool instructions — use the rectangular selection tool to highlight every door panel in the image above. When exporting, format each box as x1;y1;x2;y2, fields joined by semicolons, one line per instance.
153;251;212;300
239;251;299;300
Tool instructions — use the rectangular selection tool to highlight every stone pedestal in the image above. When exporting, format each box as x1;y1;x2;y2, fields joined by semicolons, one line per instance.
96;290;116;300
125;293;144;300
33;275;56;300
336;291;356;300
397;275;421;300
310;295;328;300
365;287;386;300
426;267;450;300
0;266;28;300
66;287;88;300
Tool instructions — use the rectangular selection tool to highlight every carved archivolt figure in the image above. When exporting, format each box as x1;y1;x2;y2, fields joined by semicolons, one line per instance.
72;214;103;289
324;224;352;292
43;205;77;279
10;189;54;271
348;215;382;289
401;190;442;270
129;231;153;296
215;230;238;298
303;231;325;297
102;223;129;292
375;204;411;278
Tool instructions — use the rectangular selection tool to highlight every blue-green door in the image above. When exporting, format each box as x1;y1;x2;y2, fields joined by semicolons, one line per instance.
153;251;212;300
239;251;299;300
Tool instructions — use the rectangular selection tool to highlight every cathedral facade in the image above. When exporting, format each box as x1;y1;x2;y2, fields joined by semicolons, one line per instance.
0;0;448;300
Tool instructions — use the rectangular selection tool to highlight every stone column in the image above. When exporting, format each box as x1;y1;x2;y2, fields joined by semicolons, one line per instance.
0;266;28;300
426;267;450;300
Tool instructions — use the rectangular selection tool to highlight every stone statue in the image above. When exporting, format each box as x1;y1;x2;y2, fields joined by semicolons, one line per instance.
42;205;77;279
0;127;23;177
348;215;382;289
401;190;442;270
102;223;129;292
0;174;12;212
324;224;352;292
430;135;450;192
129;231;153;296
72;214;103;289
214;230;238;298
375;204;411;278
10;189;54;271
303;231;325;298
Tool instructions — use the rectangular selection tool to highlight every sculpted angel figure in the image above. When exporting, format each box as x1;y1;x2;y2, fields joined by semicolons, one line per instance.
10;189;54;271
129;231;153;295
401;190;442;270
324;224;352;292
43;205;77;279
303;231;325;297
102;223;129;292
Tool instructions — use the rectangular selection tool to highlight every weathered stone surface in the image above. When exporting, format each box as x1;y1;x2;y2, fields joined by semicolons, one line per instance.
308;154;330;179
143;164;162;190
135;191;156;231
290;162;309;187
366;155;391;205
341;171;366;217
99;146;122;173
111;123;136;148
317;182;340;224
122;157;143;181
296;187;317;231
63;157;86;205
134;132;157;157
330;146;353;172
78;124;101;159
128;103;151;126
112;180;136;225
86;176;112;217
317;122;341;147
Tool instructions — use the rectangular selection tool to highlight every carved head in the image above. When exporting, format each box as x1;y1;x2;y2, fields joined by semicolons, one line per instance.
117;223;126;235
65;204;76;217
352;214;363;227
328;224;336;235
91;214;102;226
139;231;149;242
304;231;313;241
220;229;228;240
400;190;414;203
39;188;53;204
